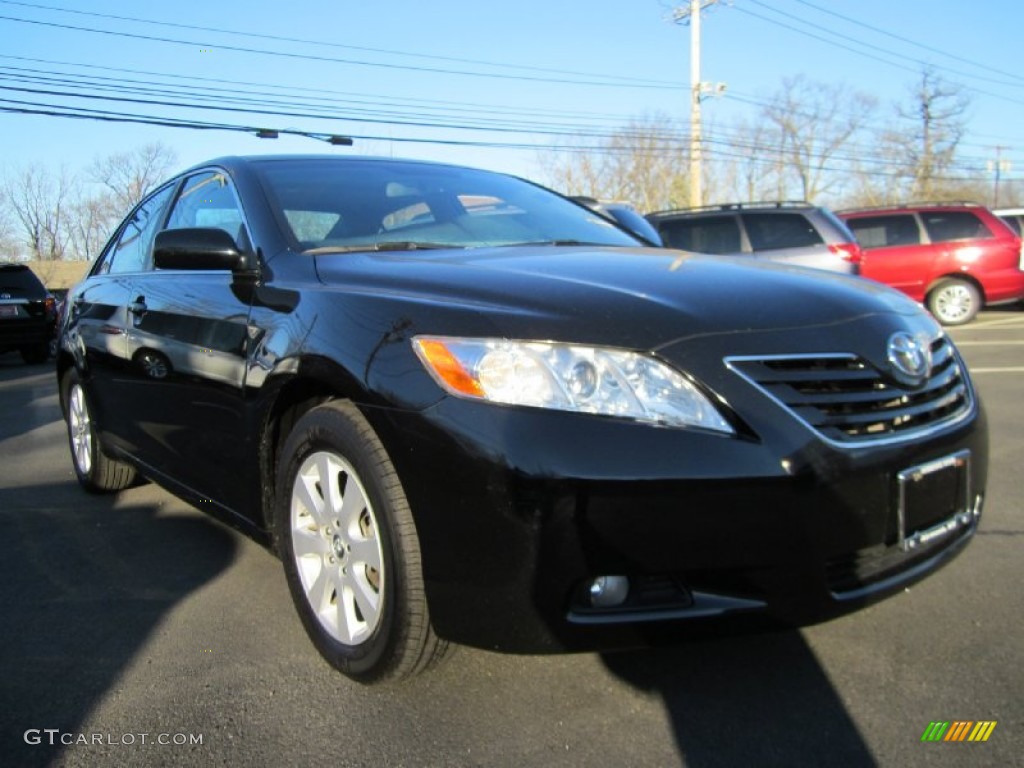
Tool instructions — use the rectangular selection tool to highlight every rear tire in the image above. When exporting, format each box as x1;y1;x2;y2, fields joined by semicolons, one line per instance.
276;400;448;683
927;278;980;326
62;370;136;493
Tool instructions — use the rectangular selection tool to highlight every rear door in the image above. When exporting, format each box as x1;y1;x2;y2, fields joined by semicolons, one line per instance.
740;212;827;268
845;214;932;298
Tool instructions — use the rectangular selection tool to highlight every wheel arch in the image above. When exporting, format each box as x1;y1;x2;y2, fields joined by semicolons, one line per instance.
257;355;377;554
925;272;986;304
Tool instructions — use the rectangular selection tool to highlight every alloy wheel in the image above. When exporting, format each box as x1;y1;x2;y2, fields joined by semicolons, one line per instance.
68;383;93;475
290;451;385;646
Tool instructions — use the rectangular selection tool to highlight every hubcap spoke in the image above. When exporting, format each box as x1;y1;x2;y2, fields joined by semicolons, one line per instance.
292;527;328;558
340;478;369;537
306;566;334;615
349;567;381;632
316;453;343;517
350;535;382;574
294;471;327;529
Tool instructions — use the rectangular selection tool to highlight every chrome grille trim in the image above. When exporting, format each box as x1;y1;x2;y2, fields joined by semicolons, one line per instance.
726;336;975;446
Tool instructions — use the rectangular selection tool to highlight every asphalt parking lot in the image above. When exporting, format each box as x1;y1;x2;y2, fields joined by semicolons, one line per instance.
1;308;1021;768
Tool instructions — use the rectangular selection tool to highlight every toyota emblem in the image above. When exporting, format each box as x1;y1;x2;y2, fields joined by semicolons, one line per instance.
887;332;931;386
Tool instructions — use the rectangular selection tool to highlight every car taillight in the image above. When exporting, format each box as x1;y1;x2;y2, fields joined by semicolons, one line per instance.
829;242;863;266
44;296;56;314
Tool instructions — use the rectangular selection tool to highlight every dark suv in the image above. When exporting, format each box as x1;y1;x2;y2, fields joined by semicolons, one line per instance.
0;263;56;364
645;202;862;274
839;203;1024;325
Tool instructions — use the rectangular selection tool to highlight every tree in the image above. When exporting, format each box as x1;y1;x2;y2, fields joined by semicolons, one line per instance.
713;116;785;203
888;69;971;200
69;193;118;263
88;142;178;212
0;187;19;258
540;113;689;212
2;163;74;260
758;75;877;202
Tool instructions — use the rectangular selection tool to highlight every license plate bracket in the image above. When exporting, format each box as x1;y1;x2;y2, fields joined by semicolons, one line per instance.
897;450;972;552
0;304;18;318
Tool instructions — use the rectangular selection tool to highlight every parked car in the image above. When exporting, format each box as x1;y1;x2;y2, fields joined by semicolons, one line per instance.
645;202;863;274
839;202;1024;325
58;156;987;683
0;262;57;364
570;196;663;245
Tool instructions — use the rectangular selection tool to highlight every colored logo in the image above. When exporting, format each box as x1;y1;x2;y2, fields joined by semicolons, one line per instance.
921;721;997;742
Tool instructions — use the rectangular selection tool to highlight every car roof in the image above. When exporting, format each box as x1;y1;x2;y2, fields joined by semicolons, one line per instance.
837;202;988;215
183;154;485;177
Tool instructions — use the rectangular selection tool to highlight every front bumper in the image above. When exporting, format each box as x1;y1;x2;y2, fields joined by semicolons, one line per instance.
365;391;987;653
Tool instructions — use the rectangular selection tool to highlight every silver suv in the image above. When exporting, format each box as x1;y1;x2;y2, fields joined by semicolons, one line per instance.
646;202;863;274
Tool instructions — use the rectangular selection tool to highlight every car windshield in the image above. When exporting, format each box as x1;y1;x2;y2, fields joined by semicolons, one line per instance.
251;158;642;252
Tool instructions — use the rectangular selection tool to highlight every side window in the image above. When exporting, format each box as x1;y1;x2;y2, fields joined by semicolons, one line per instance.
743;213;823;251
846;215;920;248
659;216;741;254
921;211;992;243
101;184;176;275
165;171;247;242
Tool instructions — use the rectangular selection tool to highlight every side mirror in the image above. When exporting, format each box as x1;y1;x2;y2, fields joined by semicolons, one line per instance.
154;228;245;271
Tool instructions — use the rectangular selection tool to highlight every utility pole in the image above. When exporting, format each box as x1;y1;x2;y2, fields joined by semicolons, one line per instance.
988;146;1011;209
673;1;724;207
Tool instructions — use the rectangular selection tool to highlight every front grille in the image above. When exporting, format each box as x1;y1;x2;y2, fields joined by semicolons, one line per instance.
728;336;972;444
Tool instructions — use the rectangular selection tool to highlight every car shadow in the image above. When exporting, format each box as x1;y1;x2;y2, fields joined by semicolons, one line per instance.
0;353;61;443
0;483;237;767
600;629;876;766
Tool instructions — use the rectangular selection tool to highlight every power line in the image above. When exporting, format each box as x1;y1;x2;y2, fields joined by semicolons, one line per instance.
0;0;680;88
738;1;1024;104
0;54;641;125
787;0;1024;85
0;13;685;91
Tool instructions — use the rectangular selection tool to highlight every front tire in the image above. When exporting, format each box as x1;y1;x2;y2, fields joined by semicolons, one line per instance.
62;370;136;492
276;400;448;683
927;278;980;326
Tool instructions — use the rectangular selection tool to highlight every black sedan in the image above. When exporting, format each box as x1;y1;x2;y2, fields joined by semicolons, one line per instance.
57;155;987;683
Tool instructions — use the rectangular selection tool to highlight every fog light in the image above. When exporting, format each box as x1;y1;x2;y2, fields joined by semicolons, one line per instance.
588;575;630;608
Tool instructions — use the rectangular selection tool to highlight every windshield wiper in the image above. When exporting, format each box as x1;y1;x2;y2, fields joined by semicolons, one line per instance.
304;241;464;255
504;239;609;247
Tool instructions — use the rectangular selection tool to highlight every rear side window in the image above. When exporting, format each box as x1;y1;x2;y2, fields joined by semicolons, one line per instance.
743;213;823;251
846;215;920;248
658;216;741;254
1000;215;1022;235
0;265;45;297
921;211;992;243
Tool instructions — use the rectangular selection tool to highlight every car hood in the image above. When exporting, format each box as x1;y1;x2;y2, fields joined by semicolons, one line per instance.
313;245;927;348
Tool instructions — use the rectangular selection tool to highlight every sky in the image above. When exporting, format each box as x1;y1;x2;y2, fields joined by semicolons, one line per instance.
1;0;1022;201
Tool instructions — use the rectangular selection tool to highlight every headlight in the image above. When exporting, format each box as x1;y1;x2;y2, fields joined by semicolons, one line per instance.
413;336;733;434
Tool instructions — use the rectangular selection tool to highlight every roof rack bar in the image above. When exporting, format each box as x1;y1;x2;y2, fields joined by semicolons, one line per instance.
836;201;984;214
649;200;812;216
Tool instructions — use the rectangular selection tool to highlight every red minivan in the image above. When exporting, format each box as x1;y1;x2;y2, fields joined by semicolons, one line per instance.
839;203;1024;325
